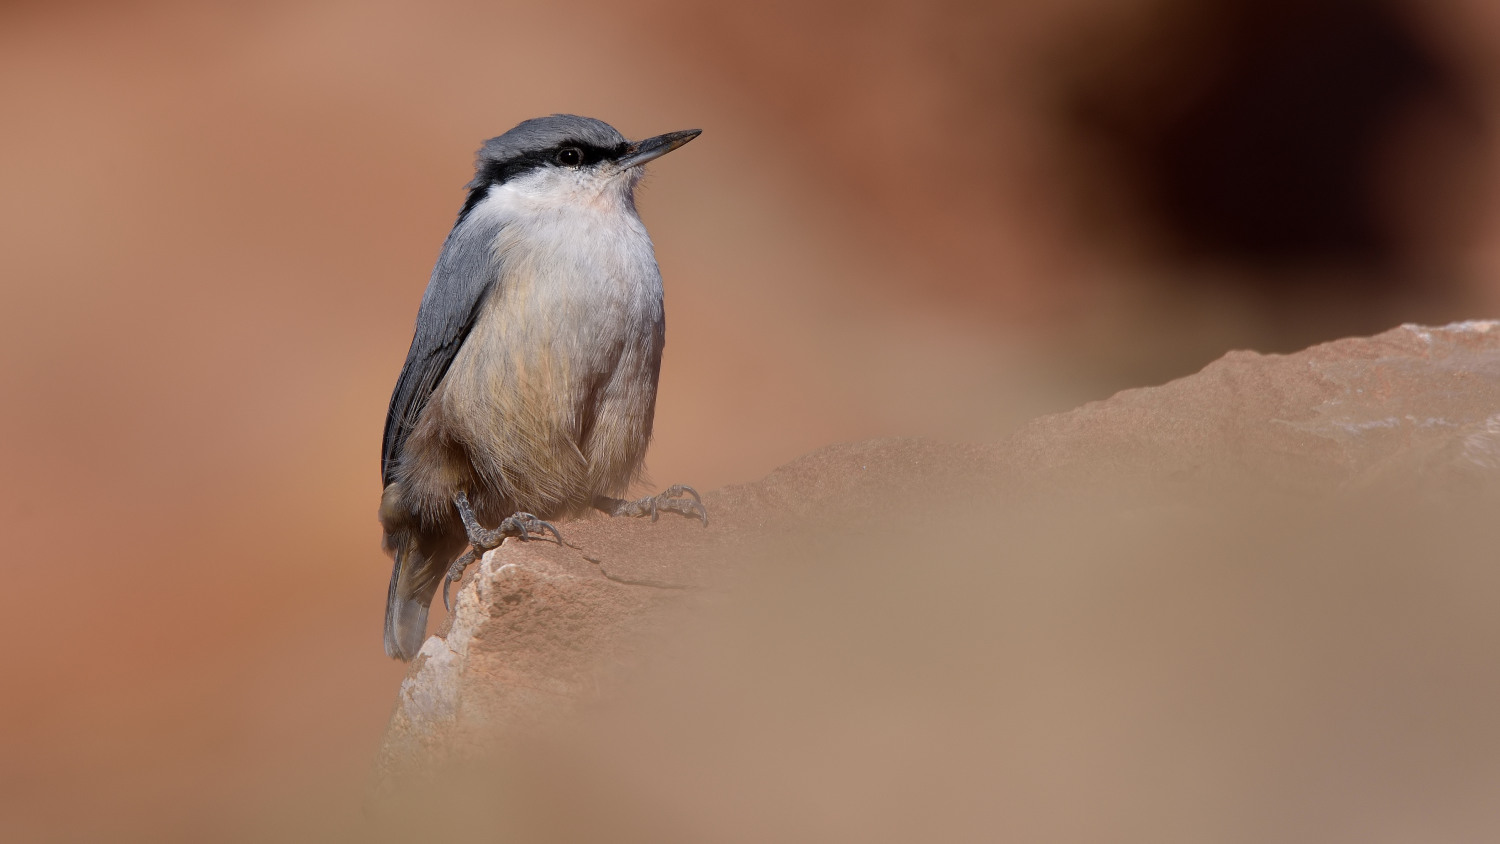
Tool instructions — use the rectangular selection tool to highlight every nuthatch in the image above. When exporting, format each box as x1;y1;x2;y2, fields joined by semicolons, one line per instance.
379;115;705;660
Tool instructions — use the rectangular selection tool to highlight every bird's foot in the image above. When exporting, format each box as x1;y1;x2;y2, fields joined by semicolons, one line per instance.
454;491;563;550
596;484;708;526
443;492;563;611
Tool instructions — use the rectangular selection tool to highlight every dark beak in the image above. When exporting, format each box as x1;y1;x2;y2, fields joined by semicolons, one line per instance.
618;129;702;168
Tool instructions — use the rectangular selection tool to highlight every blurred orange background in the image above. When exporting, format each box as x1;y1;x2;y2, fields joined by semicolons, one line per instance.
3;0;1500;838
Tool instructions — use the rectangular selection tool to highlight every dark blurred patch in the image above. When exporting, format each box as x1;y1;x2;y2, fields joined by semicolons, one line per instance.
1063;0;1486;288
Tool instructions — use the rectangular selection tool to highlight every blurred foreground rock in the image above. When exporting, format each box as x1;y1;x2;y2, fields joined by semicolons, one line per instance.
376;435;1004;778
374;322;1500;840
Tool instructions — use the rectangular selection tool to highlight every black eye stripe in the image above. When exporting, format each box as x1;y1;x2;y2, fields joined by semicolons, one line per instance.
551;141;627;167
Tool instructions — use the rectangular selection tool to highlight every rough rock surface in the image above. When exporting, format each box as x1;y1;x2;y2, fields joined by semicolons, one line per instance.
377;321;1500;790
997;320;1500;498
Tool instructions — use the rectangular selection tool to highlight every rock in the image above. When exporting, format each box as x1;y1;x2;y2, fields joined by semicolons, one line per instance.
374;436;1003;783
995;321;1500;499
373;322;1500;837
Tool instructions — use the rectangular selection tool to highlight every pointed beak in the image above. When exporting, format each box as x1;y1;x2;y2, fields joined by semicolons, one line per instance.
617;129;701;168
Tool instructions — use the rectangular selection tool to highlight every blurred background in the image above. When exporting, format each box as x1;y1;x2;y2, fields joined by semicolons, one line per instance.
3;0;1500;838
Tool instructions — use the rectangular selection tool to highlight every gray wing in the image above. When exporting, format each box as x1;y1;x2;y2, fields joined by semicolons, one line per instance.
382;213;505;485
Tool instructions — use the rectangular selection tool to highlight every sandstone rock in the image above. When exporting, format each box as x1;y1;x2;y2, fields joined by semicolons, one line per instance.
375;436;1003;782
374;322;1500;838
995;321;1500;498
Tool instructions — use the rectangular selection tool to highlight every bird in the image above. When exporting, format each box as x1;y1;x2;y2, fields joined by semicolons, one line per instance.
379;114;706;661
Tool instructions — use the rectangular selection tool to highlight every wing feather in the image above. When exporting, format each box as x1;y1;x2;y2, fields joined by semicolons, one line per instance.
381;211;505;485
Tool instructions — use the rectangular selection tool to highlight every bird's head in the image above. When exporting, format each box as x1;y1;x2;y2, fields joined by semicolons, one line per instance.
457;114;700;221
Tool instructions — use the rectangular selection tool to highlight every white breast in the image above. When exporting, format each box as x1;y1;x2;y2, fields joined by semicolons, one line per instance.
477;169;664;329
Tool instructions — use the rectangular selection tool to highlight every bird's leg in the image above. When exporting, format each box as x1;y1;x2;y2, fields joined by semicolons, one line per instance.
594;484;708;526
443;491;563;611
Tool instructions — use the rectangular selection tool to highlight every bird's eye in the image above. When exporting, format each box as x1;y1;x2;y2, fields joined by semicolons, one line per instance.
555;147;584;167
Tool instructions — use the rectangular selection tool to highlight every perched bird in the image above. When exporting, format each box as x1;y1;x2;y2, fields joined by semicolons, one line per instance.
379;115;705;660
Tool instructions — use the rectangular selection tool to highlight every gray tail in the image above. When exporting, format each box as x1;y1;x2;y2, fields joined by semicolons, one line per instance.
383;534;447;661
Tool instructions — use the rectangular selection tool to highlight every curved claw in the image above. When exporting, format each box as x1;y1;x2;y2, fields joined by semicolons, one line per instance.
663;485;708;526
654;485;708;526
659;497;708;526
666;484;703;505
500;512;564;545
442;548;478;613
531;519;564;544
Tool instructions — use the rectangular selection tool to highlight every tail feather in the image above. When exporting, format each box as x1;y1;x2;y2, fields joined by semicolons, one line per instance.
383;532;458;661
